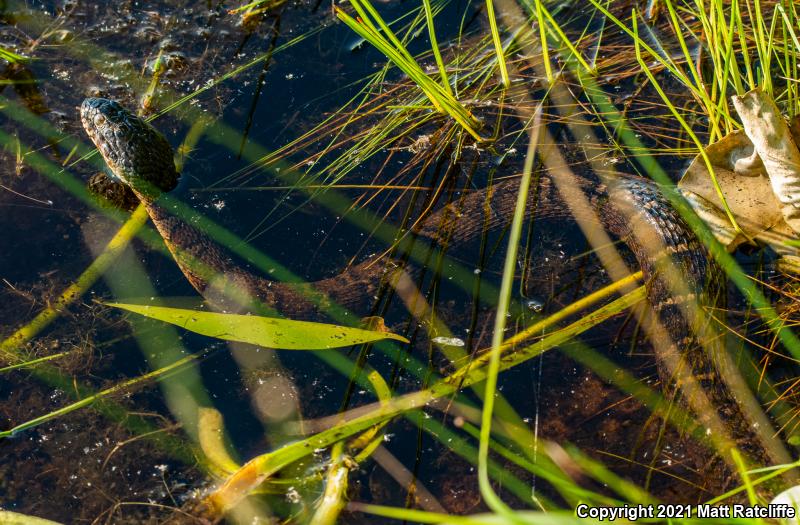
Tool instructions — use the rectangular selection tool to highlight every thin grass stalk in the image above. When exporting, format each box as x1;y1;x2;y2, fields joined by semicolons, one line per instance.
485;0;509;86
421;0;452;95
0;46;26;63
765;5;779;96
704;1;723;113
346;503;582;524
735;0;756;90
0;352;71;372
532;0;552;83
751;0;769;91
729;0;746;95
719;4;740;108
731;448;760;505
561;444;657;505
228;0;276;14
353;0;416;65
707;458;800;504
459;421;612;506
585;2;606;69
350;369;393;462
537;3;593;73
709;0;738;134
787;1;800;113
477;106;542;516
141;48;165;112
0;351;205;438
779;6;794;114
416;416;551;507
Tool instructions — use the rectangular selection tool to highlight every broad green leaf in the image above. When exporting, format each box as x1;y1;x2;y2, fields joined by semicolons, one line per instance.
106;302;409;349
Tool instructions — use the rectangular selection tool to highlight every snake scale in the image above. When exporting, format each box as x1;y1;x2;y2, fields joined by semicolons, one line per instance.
80;97;782;480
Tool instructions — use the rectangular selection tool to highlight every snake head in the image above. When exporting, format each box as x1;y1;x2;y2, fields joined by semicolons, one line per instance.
80;97;179;197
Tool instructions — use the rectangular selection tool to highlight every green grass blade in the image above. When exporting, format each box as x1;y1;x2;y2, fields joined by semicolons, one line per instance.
538;3;593;73
478;108;542;516
0;352;205;439
533;0;552;82
421;0;452;95
485;0;509;86
0;46;27;63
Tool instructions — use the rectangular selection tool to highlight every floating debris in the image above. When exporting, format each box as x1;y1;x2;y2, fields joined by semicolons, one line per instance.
525;299;544;313
432;336;465;347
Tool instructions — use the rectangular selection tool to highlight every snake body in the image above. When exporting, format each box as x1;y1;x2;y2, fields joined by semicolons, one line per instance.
80;97;781;477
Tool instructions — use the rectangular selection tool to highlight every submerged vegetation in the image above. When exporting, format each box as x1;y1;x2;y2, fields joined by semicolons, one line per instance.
4;0;800;523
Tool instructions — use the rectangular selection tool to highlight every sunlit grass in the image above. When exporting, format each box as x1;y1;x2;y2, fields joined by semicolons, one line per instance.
335;0;484;140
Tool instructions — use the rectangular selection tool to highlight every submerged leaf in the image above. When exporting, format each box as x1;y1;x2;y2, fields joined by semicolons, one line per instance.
198;407;241;476
0;511;63;525
106;302;409;349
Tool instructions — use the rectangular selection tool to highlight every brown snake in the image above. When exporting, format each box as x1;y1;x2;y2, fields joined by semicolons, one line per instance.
80;97;786;482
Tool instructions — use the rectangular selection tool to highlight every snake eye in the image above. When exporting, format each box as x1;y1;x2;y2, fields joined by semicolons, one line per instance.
94;114;106;126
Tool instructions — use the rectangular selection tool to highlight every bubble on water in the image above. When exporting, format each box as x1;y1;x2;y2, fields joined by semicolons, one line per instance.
432;336;465;347
526;299;544;313
286;487;301;504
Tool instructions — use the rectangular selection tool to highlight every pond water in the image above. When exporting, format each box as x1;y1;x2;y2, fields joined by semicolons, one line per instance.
1;0;793;523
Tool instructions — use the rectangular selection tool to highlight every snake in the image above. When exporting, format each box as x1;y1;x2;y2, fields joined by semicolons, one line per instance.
79;96;784;482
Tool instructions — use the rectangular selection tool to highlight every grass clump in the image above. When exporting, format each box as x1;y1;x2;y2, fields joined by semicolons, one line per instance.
335;0;485;140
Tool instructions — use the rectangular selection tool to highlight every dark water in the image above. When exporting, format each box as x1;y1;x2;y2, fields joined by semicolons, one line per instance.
0;0;776;522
